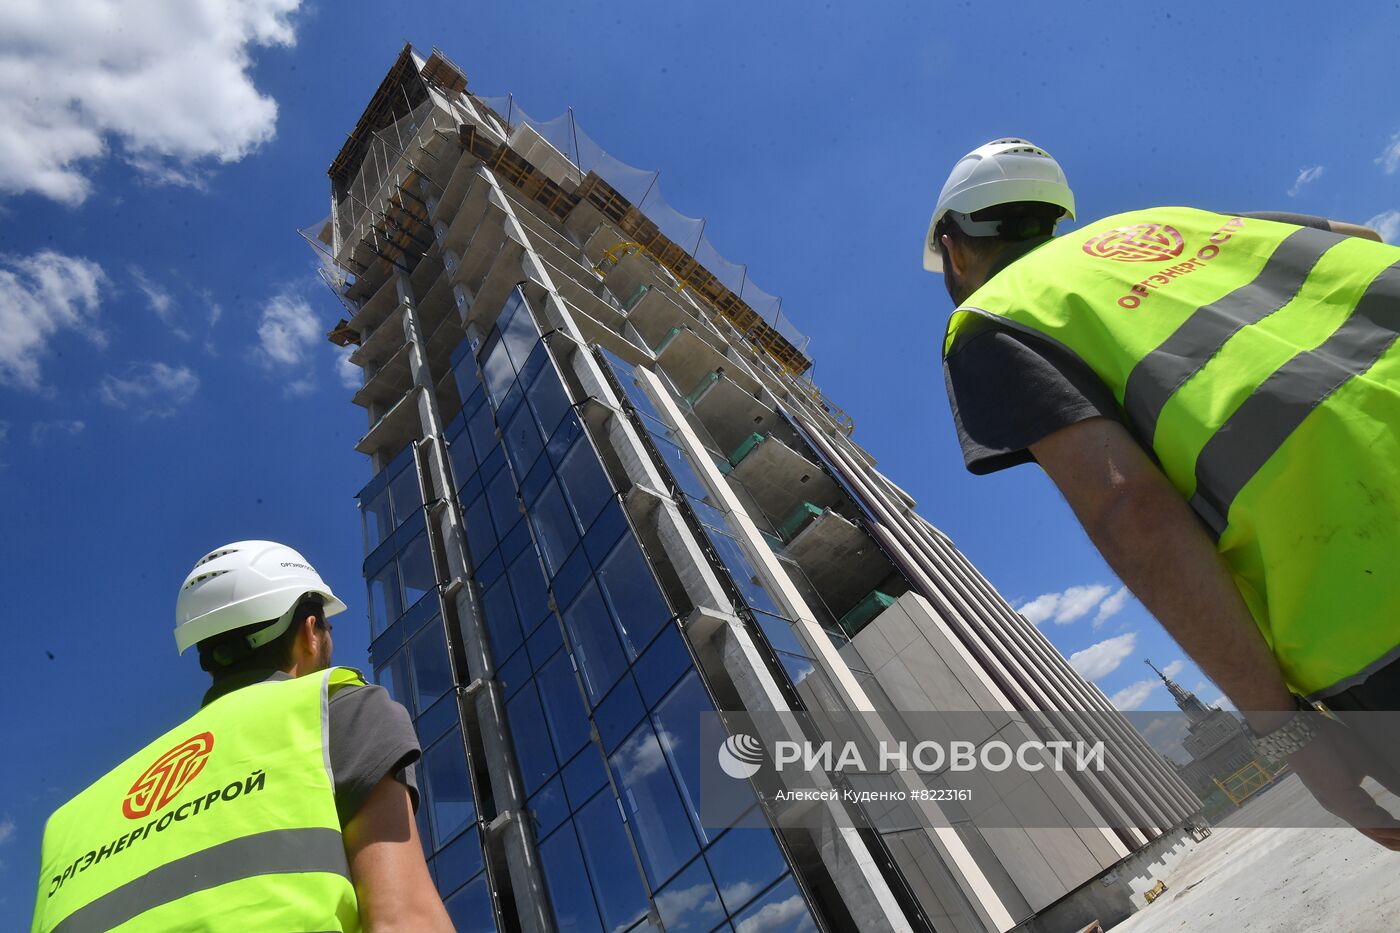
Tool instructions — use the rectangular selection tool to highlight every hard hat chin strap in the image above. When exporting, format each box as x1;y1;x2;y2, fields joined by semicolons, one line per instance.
245;592;316;650
945;210;1004;238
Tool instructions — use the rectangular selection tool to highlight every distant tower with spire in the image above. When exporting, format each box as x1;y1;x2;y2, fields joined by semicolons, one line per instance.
1146;660;1261;799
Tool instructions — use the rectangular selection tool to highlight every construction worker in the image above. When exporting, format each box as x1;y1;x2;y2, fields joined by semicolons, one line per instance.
31;541;455;931
928;139;1400;848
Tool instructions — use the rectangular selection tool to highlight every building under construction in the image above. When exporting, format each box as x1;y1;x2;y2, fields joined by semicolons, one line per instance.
310;44;1201;933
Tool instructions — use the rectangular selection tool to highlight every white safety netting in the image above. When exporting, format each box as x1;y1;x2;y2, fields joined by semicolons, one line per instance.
476;93;810;355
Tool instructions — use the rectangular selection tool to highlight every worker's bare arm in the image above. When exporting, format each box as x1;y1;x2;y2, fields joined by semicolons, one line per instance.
344;775;455;932
1028;417;1295;722
1327;220;1382;242
1031;417;1400;849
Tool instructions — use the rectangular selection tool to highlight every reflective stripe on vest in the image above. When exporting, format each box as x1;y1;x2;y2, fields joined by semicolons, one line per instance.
944;208;1400;696
33;668;365;933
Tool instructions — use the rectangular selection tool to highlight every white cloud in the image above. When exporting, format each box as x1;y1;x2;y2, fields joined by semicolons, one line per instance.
1111;679;1159;712
735;894;807;933
1092;586;1129;628
1017;583;1112;626
0;815;14;845
1068;632;1137;680
654;882;722;928
1162;659;1185;679
336;349;361;390
1210;695;1237;711
614;729;670;784
0;0;302;204
128;266;186;336
1287;165;1324;197
99;362;199;418
1378;132;1400;175
257;291;321;366
30;420;85;444
1366;209;1400;244
0;251;107;389
1194;680;1209;694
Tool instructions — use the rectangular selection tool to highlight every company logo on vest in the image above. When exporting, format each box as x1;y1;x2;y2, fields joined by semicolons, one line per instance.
1082;223;1185;263
122;732;215;819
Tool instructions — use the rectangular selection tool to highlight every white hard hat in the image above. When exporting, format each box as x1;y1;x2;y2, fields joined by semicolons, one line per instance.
923;138;1075;273
174;540;347;654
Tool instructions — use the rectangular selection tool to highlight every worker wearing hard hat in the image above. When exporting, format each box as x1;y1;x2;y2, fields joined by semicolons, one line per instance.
929;139;1400;848
31;541;455;932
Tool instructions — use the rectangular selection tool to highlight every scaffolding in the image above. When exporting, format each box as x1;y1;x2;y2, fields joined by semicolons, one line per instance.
315;47;859;436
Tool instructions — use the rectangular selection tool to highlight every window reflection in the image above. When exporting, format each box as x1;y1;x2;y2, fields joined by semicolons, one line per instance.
368;561;402;639
505;684;556;796
654;857;725;933
399;531;436;609
423;730;476;847
651;672;715;843
362;486;393;553
705;826;788;916
409;623;453;714
730;875;816;933
561;583;627;702
538;823;605;933
609;722;698;886
529;477;580;575
574;790;649;932
595;536;669;660
388;461;422;525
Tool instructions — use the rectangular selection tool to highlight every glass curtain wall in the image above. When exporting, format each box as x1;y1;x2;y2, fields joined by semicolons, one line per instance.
437;288;819;933
359;439;493;927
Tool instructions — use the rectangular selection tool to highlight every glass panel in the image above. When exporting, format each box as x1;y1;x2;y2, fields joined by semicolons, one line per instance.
451;359;479;416
388;461;422;526
651;671;715;843
582;501;628;567
516;339;548;391
484;465;521;542
368;560;403;638
423;730;476;846
609;722;698;886
595;536;669;660
547;413;586;467
480;576;523;661
530;477;581;575
561;583;627;703
480;330;517;408
706;826;788;915
466;401;499;462
527;358;572;437
562;747;608;811
506;684;557;795
634;626;691;707
415;693;458;748
362;486;394;553
775;651;815;688
498;389;540;476
398;532;437;615
536;651;591;762
373;650;410;710
446;430;477;493
437;826;485;899
409;623;453;715
501;297;539;372
595;674;644;754
649;434;710;501
496;646;530;698
508;548;550;635
704;528;780;617
752;611;806;658
654;857;724;933
526;616;564;670
462;492;494;562
550;544;590;608
529;775;570;840
574;790;649;933
538;822;605;933
496;381;526;441
445;874;495;933
556;437;613;530
729;875;815;933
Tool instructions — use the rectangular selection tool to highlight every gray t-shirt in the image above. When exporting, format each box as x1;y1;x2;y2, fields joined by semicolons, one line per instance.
201;669;421;826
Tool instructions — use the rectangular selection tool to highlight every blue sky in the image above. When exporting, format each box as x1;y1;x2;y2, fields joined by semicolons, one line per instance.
4;0;1398;915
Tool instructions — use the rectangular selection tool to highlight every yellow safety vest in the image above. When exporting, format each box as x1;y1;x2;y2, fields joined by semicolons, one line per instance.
944;208;1400;697
33;667;366;932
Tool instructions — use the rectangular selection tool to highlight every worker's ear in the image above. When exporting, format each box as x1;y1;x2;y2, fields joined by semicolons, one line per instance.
941;233;967;280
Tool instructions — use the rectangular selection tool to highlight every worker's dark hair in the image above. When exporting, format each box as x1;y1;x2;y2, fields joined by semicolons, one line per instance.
936;200;1065;260
198;594;326;679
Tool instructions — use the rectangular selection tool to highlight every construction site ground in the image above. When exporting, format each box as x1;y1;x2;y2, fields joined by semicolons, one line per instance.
1108;773;1400;932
